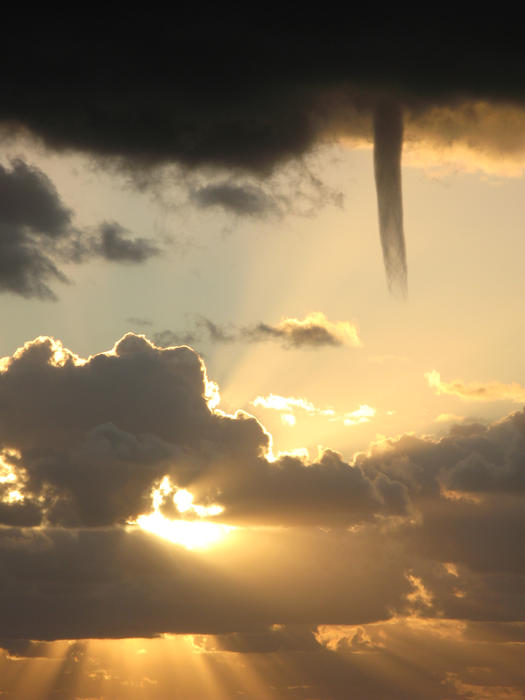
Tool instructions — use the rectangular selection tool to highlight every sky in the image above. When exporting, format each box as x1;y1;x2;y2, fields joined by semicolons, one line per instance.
3;13;525;700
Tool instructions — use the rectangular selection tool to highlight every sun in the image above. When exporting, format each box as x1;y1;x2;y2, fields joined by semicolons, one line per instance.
131;478;234;550
135;511;232;550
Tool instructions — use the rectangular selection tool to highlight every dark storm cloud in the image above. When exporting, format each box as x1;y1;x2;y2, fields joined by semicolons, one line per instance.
4;13;525;293
0;159;160;298
3;13;525;170
154;312;360;349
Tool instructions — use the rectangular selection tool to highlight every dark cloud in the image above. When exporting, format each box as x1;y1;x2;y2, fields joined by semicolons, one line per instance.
0;160;160;299
3;14;525;294
0;158;71;235
193;625;321;654
0;223;68;299
212;449;410;527
0;525;412;641
3;14;525;169
242;319;348;348
190;182;277;217
0;159;72;298
155;312;360;350
95;222;160;263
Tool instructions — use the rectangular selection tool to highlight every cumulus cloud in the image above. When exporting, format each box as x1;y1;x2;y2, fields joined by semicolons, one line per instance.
155;312;361;350
426;369;525;403
0;160;160;299
2;333;525;647
2;334;525;698
0;333;401;530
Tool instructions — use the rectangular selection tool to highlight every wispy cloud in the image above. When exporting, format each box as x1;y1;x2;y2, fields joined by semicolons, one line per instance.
252;393;375;427
242;312;361;348
426;370;525;403
154;312;361;350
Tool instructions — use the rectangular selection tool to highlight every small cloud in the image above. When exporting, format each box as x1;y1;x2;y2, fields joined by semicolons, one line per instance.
342;405;376;426
154;312;361;350
191;182;278;217
426;369;525;403
96;222;160;263
243;312;361;348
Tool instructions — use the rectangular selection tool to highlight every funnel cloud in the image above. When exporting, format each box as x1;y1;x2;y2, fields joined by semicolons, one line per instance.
373;102;407;297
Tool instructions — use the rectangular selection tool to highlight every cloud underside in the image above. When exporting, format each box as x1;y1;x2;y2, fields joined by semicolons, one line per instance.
4;621;525;700
0;334;525;652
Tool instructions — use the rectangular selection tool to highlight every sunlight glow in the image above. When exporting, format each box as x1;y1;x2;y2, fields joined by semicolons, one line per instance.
132;477;233;549
136;511;233;550
253;394;376;428
343;404;376;426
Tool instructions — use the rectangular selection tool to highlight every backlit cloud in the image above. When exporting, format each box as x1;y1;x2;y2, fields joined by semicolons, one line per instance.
426;369;525;403
0;333;401;531
1;334;525;697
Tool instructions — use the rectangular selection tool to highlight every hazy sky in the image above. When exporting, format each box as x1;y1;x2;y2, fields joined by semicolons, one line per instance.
3;13;525;700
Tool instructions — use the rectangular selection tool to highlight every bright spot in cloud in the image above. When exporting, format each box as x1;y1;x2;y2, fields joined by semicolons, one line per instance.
135;512;233;550
173;489;194;513
132;477;232;550
253;395;375;428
